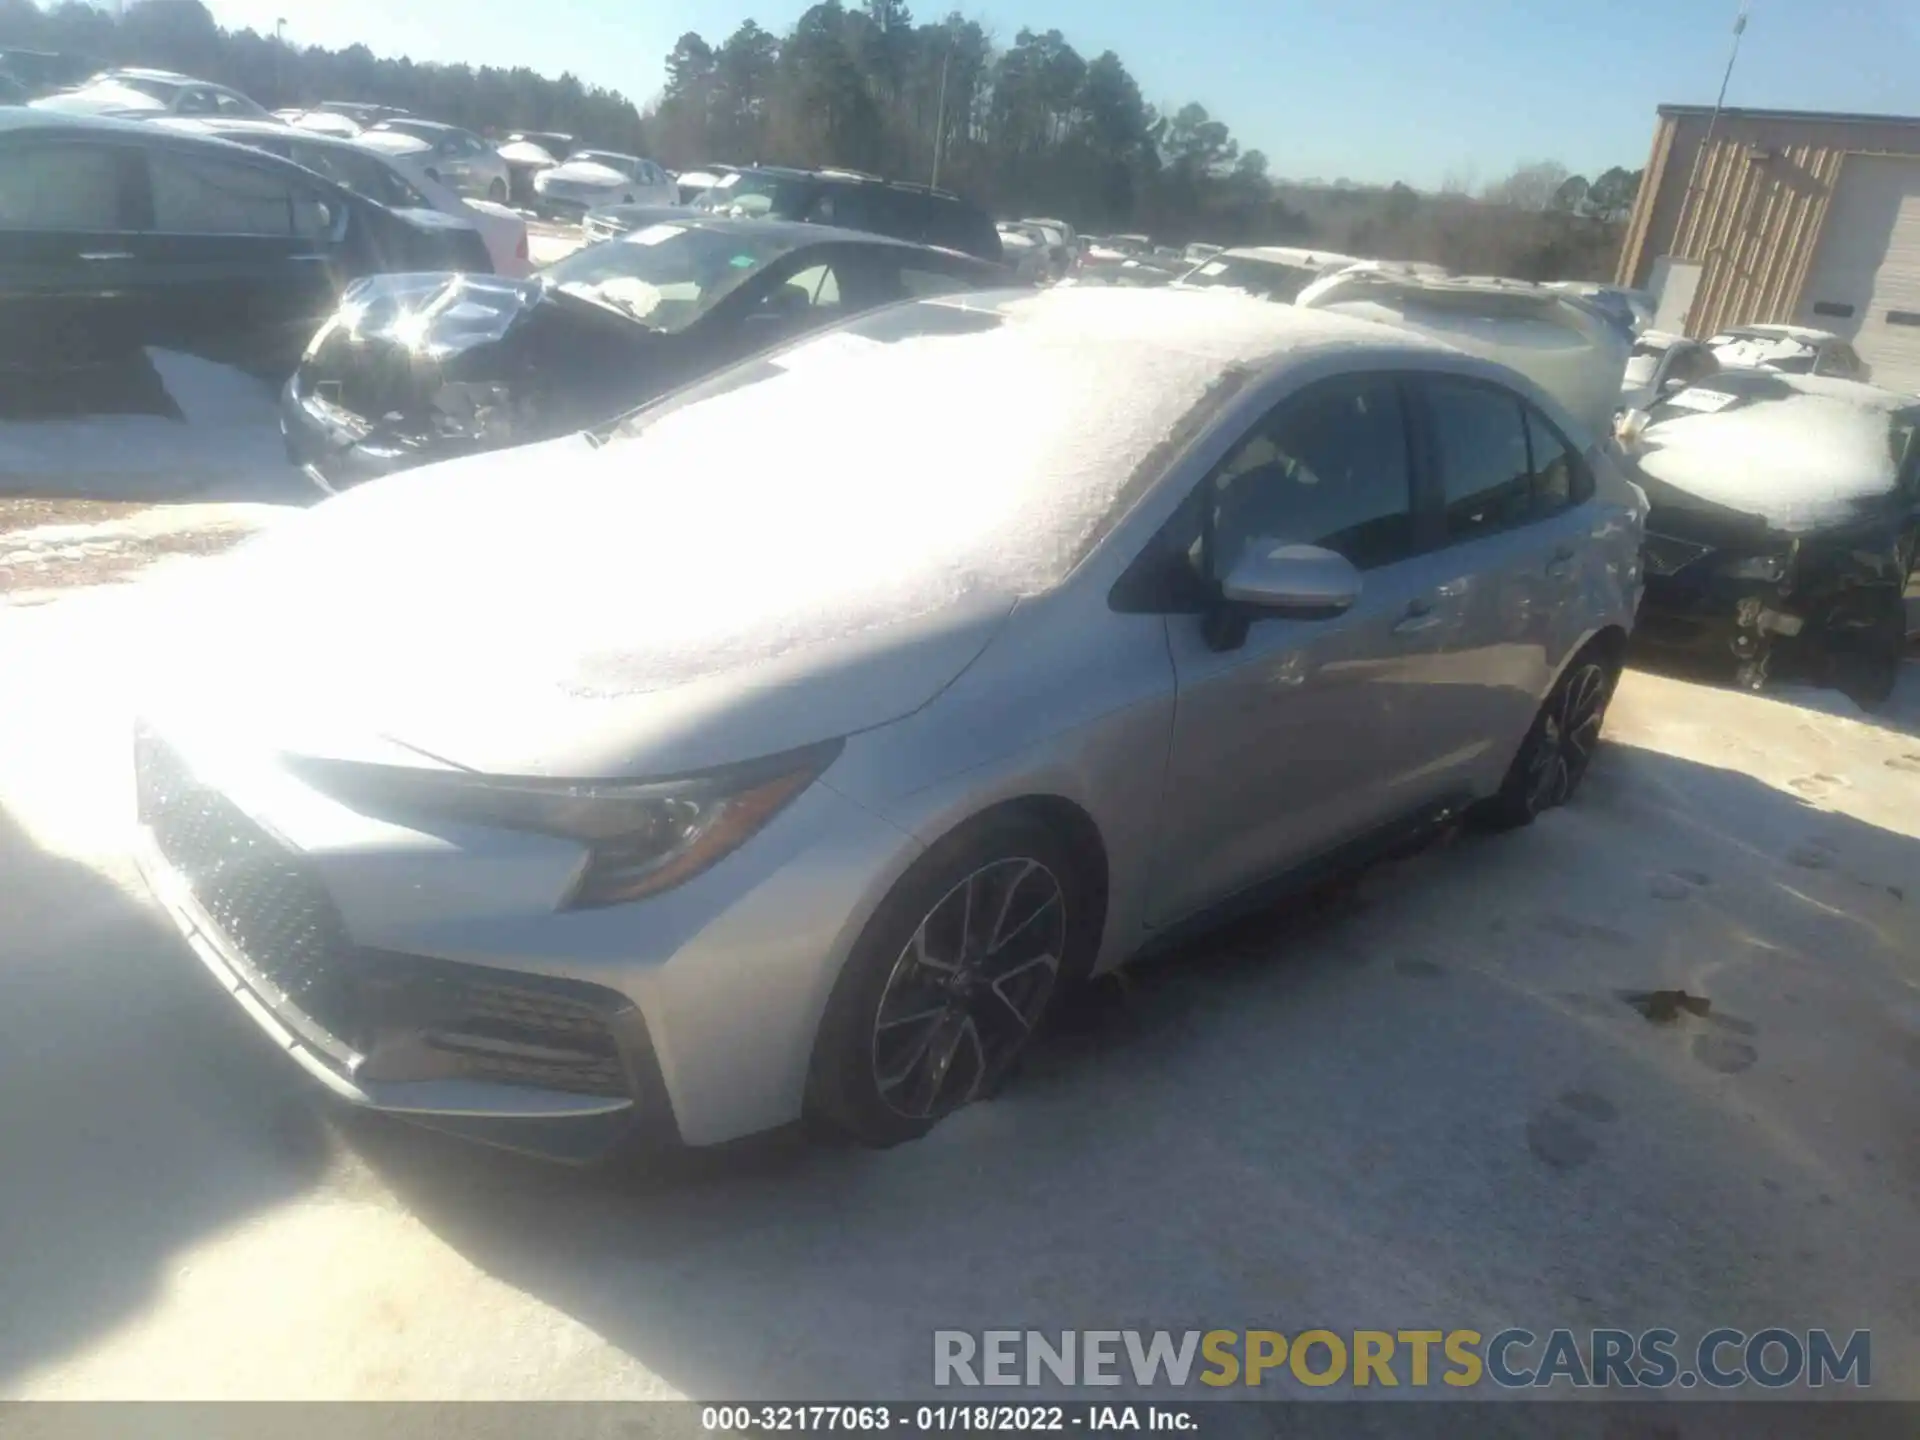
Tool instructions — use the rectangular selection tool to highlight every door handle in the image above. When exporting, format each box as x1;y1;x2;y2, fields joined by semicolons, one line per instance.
78;251;134;262
1391;598;1446;635
1546;543;1576;578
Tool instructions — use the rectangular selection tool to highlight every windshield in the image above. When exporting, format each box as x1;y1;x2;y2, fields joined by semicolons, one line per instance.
694;170;806;219
539;223;792;331
1181;254;1320;302
107;75;181;102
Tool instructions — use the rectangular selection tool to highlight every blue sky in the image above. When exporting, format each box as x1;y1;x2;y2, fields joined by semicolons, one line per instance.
214;0;1920;188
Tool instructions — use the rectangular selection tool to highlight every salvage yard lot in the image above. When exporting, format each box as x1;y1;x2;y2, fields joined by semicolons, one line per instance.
1;296;1918;1404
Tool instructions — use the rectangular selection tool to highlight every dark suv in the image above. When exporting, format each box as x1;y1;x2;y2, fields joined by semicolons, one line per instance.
685;166;1003;264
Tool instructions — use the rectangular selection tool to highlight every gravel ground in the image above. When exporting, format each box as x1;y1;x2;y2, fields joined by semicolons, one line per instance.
0;571;1914;1404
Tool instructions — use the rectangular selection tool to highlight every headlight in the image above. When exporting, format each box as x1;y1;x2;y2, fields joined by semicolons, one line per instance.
1717;547;1795;583
431;380;517;442
287;741;840;908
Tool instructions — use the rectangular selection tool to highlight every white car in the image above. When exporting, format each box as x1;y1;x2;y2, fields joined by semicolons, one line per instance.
996;223;1053;284
1706;324;1870;383
158;117;531;277
360;119;512;204
130;287;1646;1159
1619;329;1719;413
534;150;677;221
1297;267;1633;441
1175;246;1362;303
32;68;271;121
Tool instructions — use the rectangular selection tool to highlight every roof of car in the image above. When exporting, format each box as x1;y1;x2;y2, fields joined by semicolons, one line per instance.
1714;323;1841;344
1222;245;1361;268
375;117;457;134
586;210;998;264
1;105;190;137
728;163;969;202
910;284;1457;369
98;66;197;82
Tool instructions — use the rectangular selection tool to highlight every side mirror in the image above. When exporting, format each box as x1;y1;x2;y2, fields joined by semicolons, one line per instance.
1220;541;1362;614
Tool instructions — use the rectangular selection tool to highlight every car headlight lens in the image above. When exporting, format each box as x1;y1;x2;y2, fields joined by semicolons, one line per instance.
287;740;841;908
1717;546;1796;583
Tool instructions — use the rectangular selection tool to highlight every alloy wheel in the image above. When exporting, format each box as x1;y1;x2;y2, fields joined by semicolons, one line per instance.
870;857;1066;1121
1523;661;1611;813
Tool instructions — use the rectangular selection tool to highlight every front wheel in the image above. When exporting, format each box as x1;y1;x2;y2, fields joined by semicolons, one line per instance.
806;813;1090;1148
1471;649;1617;831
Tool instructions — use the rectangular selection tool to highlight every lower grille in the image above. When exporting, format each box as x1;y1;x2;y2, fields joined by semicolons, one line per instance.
136;727;633;1100
137;725;365;1049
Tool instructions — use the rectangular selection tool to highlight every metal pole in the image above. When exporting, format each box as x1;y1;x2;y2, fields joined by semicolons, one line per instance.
930;38;951;189
1678;0;1750;333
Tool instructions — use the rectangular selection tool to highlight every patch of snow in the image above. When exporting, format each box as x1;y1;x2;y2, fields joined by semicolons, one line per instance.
0;351;295;501
1637;382;1908;531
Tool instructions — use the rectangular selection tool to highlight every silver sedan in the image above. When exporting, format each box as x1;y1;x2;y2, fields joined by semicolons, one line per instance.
132;288;1646;1161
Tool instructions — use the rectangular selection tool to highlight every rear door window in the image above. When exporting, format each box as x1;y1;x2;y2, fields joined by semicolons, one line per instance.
0;142;127;229
1424;377;1534;540
147;151;333;238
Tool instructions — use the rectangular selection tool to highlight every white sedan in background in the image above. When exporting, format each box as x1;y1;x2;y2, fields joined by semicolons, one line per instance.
534;149;678;220
159;118;532;277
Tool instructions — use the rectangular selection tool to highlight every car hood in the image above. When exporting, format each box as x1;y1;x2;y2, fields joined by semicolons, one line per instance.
543;160;631;188
1634;404;1902;537
497;140;558;167
359;130;432;156
142;436;1016;778
334;270;548;355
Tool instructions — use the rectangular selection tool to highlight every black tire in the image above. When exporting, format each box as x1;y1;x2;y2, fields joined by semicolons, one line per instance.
487;178;507;203
805;811;1094;1148
1470;646;1619;832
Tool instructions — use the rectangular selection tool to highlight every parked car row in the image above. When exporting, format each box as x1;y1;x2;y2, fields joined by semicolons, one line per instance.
0;108;493;375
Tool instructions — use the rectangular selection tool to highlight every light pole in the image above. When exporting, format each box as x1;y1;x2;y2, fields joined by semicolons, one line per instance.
1677;0;1751;334
929;22;956;190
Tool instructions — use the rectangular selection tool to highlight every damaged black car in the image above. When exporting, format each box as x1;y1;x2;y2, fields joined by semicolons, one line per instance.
281;216;1005;492
1625;368;1918;706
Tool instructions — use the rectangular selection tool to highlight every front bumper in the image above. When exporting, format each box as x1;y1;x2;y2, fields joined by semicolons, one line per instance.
279;373;453;494
131;719;919;1153
1632;534;1806;669
534;186;623;222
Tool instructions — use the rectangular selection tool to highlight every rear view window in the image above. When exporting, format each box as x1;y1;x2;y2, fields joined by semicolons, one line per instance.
0;142;122;229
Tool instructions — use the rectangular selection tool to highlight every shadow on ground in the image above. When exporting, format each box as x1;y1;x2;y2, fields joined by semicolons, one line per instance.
1629;644;1920;740
0;348;309;509
0;803;342;1383
327;738;1920;1400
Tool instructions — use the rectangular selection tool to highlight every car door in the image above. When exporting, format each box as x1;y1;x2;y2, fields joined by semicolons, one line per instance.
1408;374;1601;792
0;135;145;371
132;143;350;367
1148;371;1453;928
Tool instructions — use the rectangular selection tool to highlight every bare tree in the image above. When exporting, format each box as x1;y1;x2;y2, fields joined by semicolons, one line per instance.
1483;159;1570;212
